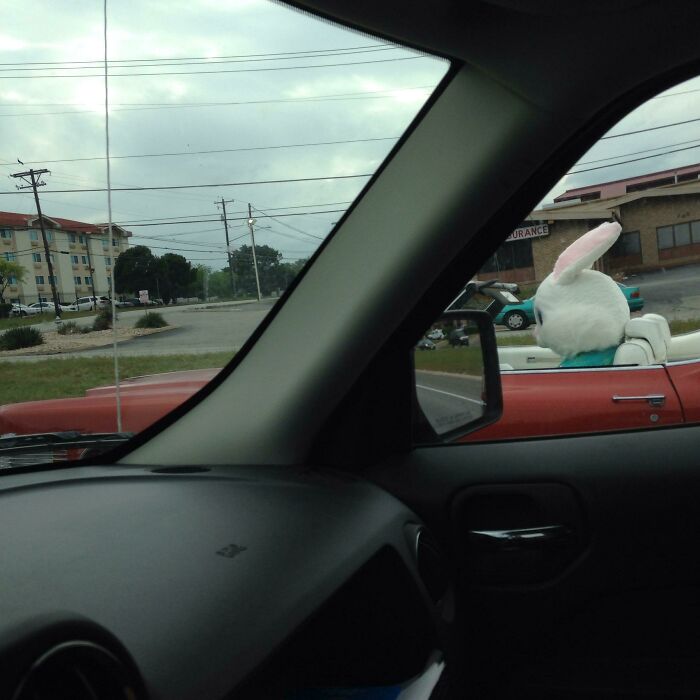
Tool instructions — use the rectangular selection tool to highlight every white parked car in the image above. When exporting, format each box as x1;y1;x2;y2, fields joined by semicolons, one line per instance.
9;303;40;317
427;328;445;340
28;302;71;314
66;296;111;312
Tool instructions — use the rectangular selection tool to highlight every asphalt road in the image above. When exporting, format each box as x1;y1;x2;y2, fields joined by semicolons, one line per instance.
624;263;700;320
415;370;485;434
20;299;276;359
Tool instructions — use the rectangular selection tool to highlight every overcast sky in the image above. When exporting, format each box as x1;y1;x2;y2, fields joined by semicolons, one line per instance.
1;1;700;269
0;0;447;269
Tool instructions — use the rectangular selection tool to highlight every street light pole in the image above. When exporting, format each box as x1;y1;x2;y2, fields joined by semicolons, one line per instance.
248;203;262;302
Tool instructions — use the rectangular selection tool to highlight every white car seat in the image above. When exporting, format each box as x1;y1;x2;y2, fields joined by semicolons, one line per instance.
614;316;668;366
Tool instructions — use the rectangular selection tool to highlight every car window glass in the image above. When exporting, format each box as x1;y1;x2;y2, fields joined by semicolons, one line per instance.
0;1;448;468
460;73;700;443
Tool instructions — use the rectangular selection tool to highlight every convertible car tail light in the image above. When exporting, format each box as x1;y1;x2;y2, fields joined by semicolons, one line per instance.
631;291;640;298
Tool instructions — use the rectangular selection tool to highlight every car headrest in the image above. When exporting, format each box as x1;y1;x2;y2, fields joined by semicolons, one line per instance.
641;313;671;350
624;317;667;362
614;340;654;366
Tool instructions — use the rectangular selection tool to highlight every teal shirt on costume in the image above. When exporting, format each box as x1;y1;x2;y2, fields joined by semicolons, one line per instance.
559;346;618;368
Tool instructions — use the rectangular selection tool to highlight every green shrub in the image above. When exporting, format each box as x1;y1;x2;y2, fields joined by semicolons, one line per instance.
57;321;81;335
134;312;167;329
0;303;11;319
92;308;115;331
0;326;43;350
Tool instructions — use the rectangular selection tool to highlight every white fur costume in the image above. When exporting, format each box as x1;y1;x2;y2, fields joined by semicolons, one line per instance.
534;222;630;361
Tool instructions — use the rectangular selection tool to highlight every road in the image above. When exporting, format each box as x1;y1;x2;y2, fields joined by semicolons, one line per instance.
11;299;276;360
624;263;700;320
415;370;485;434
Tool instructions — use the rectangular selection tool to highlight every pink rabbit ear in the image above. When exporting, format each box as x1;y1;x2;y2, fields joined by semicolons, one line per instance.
553;221;621;285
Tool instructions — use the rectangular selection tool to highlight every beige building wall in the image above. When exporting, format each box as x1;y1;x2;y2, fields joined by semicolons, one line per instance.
0;224;128;304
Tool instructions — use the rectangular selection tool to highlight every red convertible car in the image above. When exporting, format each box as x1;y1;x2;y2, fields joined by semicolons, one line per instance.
1;314;699;449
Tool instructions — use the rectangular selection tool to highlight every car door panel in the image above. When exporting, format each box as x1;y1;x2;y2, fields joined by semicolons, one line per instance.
666;360;700;423
465;366;683;441
371;424;700;699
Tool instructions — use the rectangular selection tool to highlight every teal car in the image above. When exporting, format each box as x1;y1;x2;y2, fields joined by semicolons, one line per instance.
494;283;645;330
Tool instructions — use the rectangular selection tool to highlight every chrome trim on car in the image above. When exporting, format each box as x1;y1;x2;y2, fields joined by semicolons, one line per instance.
501;364;665;375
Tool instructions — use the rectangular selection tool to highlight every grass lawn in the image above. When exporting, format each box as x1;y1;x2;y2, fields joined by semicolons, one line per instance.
0;352;233;405
496;332;537;346
669;318;700;334
0;306;146;331
414;345;484;375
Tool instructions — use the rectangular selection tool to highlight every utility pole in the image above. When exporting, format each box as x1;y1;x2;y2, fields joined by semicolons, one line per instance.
248;203;262;302
11;167;62;320
216;198;236;297
85;235;97;308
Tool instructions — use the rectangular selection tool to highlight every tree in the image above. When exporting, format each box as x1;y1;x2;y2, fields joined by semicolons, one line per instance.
0;259;26;303
157;253;196;303
114;245;158;297
230;244;283;296
208;269;233;299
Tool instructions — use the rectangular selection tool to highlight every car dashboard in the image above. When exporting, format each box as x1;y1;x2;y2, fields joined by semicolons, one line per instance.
0;464;451;699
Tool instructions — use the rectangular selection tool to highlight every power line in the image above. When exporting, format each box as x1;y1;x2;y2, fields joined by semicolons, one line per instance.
0;85;433;111
602;115;700;140
576;137;700;166
14;137;398;165
0;176;371;196
0;46;400;73
0;43;391;67
0;55;426;80
114;201;353;225
252;204;324;241
568;142;700;175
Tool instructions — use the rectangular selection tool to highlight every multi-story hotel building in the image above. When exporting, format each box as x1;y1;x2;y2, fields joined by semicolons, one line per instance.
0;211;131;305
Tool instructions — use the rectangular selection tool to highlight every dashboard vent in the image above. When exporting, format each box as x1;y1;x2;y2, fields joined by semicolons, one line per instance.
13;640;141;700
416;527;449;605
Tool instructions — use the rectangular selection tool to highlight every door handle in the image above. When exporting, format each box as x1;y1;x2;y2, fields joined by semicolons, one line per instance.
469;524;572;551
612;394;665;407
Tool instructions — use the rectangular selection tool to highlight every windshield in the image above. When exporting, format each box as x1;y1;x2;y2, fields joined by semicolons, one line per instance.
0;1;449;468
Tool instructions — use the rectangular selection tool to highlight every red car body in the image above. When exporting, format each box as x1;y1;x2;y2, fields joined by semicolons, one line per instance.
0;361;698;442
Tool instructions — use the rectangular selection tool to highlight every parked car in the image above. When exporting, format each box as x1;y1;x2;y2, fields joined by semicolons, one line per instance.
28;301;71;314
66;296;111;312
494;282;644;330
448;326;471;346
9;303;40;317
416;338;436;350
115;299;134;308
426;328;445;340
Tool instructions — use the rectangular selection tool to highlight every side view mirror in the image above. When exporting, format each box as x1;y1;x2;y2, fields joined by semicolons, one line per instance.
412;310;503;443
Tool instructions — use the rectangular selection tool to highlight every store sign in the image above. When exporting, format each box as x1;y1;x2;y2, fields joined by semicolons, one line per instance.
506;223;549;241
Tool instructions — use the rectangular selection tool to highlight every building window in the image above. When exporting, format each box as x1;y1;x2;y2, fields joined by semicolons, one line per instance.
74;276;81;285
35;275;44;285
71;255;79;264
81;255;88;265
610;231;642;258
68;233;76;243
79;234;86;244
105;256;112;266
85;276;93;285
32;252;41;263
4;252;16;262
480;238;534;273
30;230;39;241
46;231;53;242
0;229;12;239
657;221;700;252
48;275;56;284
7;276;16;285
112;238;118;247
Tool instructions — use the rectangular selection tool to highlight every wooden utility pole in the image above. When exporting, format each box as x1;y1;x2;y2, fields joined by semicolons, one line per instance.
11;168;62;319
248;203;262;302
216;198;236;296
85;234;98;308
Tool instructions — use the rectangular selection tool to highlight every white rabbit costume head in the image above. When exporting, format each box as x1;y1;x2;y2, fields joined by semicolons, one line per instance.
534;221;629;359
